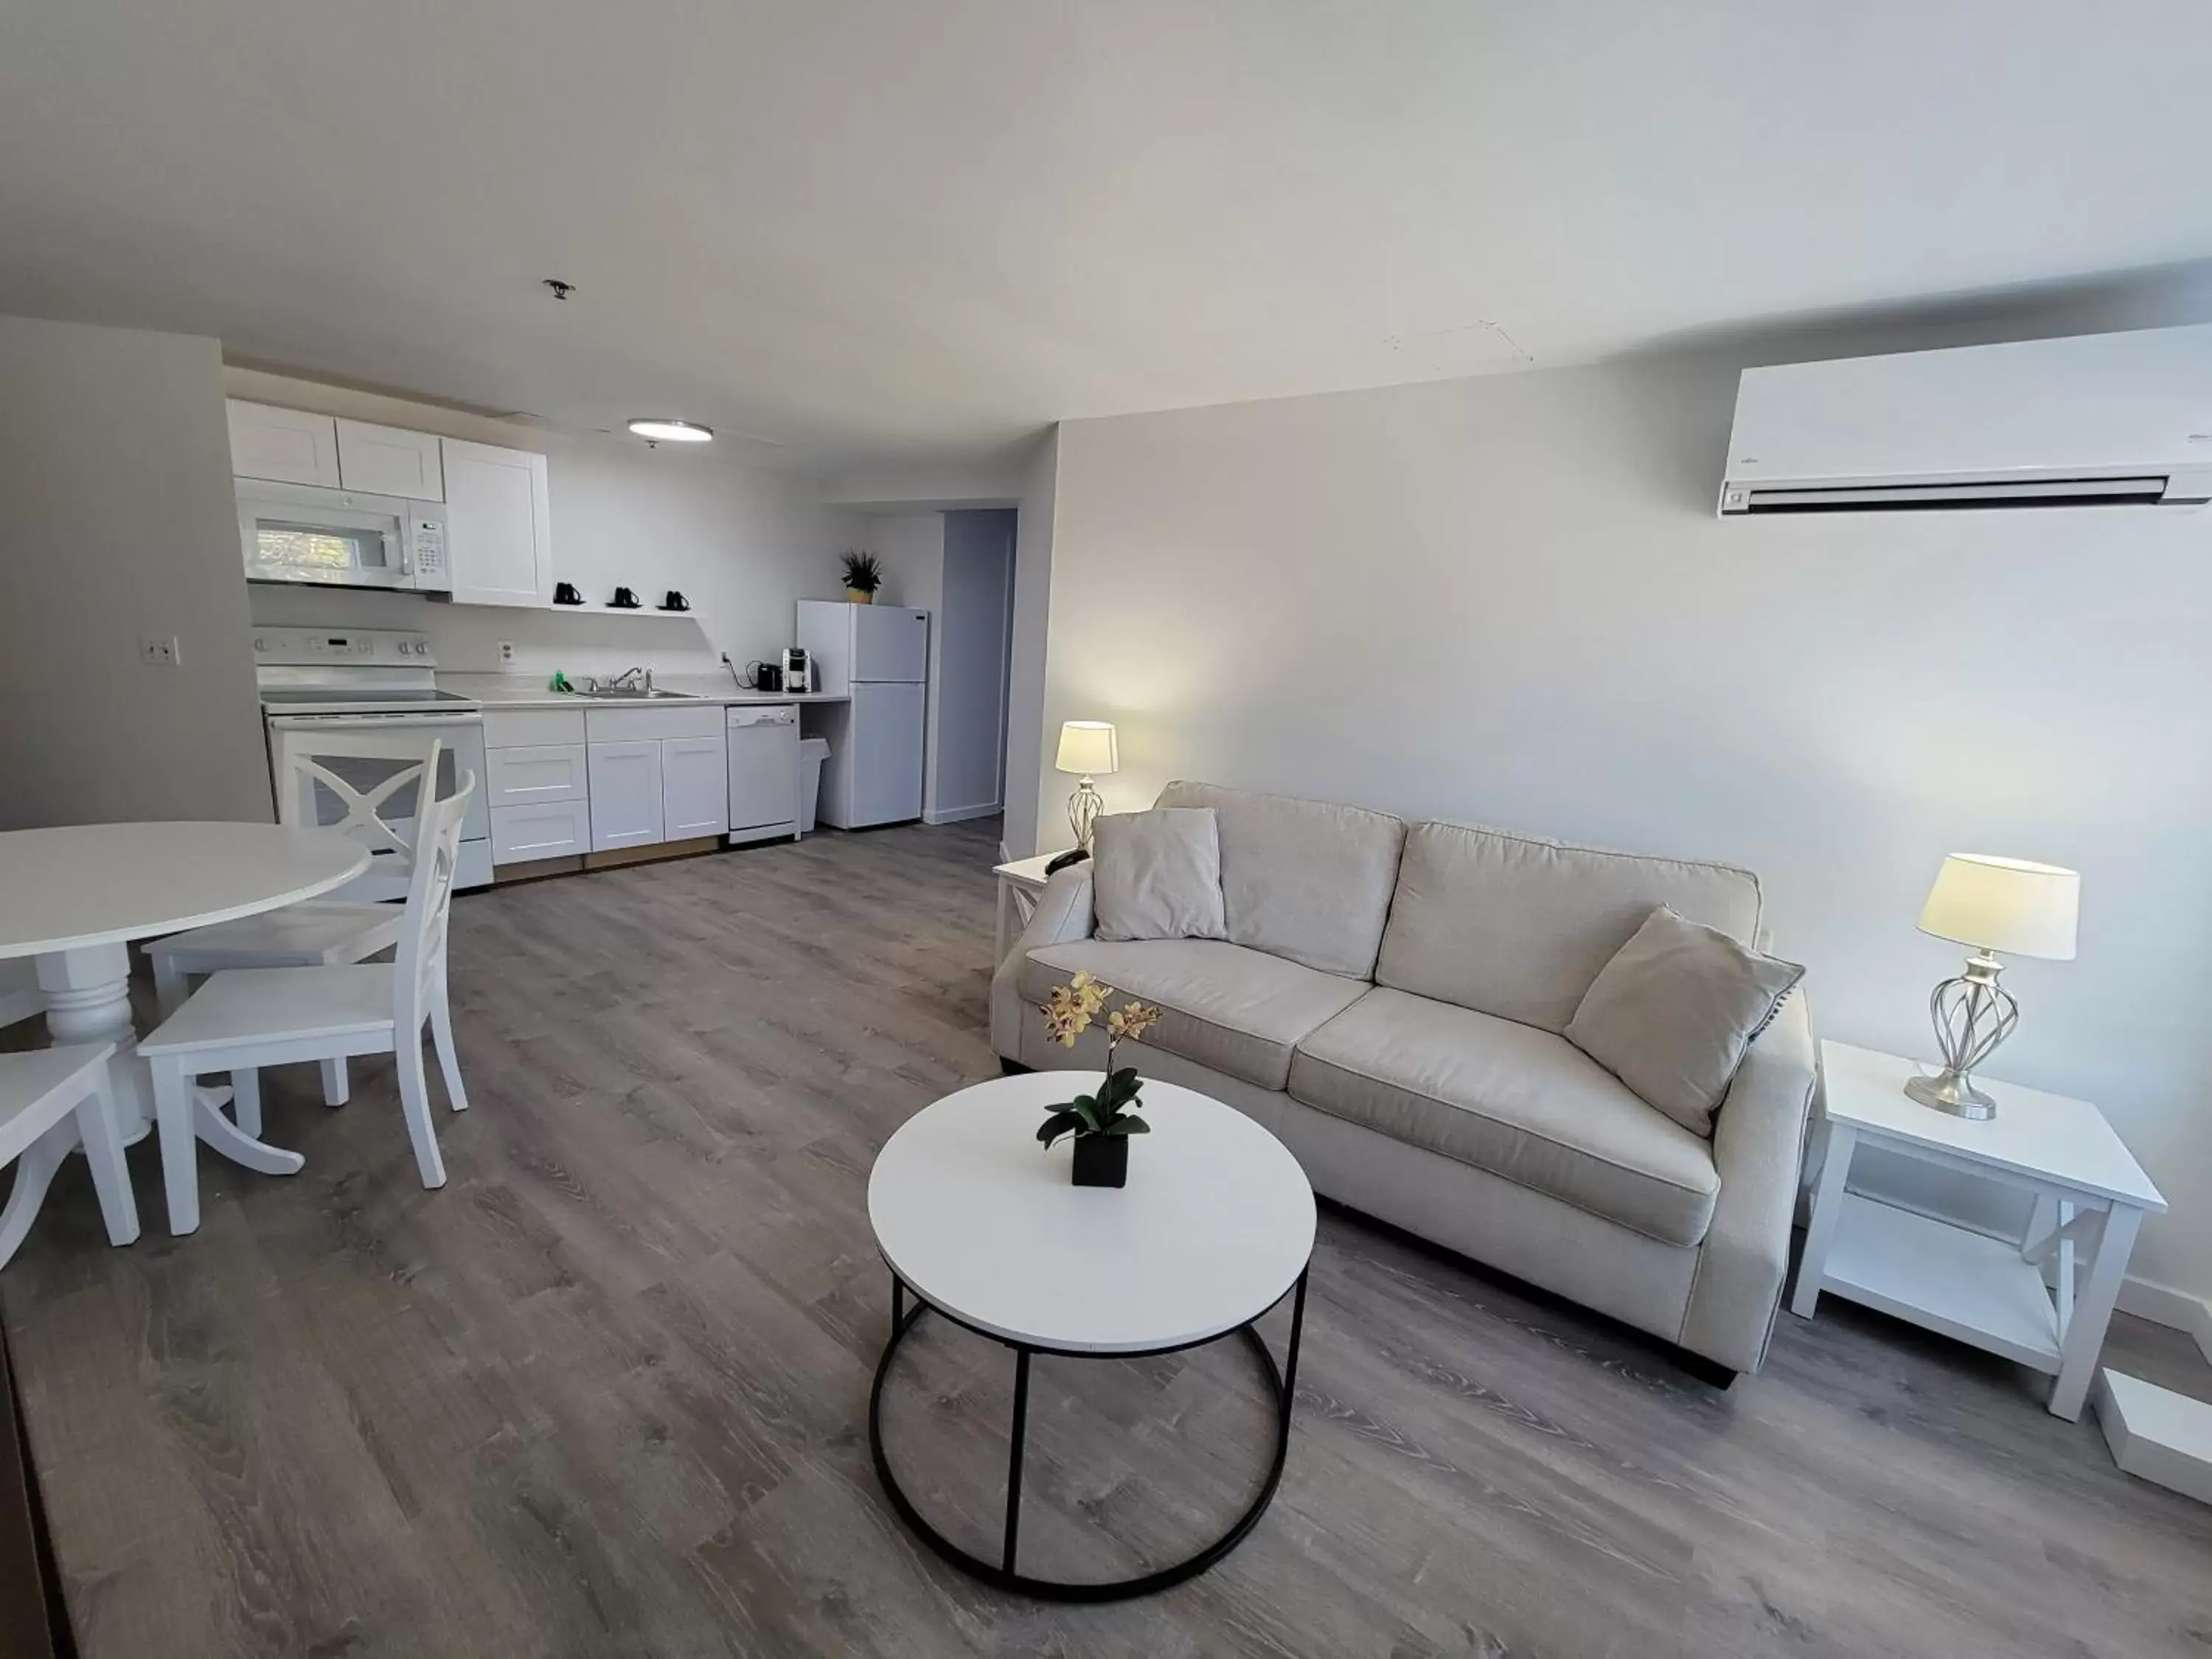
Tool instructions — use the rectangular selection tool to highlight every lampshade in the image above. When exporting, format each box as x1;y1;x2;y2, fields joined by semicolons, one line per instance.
1055;720;1119;776
1916;854;2079;960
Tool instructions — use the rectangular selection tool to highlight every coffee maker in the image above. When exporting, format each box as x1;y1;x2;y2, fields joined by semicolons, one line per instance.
780;646;812;694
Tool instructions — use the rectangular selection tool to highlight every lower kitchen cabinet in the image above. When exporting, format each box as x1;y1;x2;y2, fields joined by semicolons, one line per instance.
483;700;735;869
586;740;663;851
490;800;591;863
661;735;730;839
484;742;588;809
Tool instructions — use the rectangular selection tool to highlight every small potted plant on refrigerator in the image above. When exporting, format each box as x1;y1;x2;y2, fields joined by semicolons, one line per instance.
1035;972;1163;1188
841;551;883;604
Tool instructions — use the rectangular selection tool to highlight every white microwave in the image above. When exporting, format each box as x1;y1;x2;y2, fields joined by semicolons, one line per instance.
237;479;451;594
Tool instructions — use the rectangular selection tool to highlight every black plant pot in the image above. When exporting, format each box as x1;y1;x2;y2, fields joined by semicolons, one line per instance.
1071;1133;1128;1189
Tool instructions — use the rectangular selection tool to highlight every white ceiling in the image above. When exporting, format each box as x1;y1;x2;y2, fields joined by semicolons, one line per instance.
5;1;2212;474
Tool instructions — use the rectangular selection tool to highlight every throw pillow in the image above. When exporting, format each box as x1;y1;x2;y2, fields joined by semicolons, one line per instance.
1091;808;1228;942
1565;905;1804;1137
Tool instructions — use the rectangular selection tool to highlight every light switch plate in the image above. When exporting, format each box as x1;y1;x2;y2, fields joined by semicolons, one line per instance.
139;634;181;667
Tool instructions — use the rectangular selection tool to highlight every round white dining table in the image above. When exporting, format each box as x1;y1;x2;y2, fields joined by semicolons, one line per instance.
0;821;369;1249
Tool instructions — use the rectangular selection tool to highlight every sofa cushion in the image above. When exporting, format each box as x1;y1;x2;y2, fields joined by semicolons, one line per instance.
1021;938;1371;1092
1565;905;1806;1138
1287;987;1720;1245
1091;808;1228;942
1374;821;1763;1034
1155;781;1406;980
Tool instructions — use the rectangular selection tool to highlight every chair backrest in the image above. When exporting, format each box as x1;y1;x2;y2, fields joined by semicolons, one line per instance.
393;768;477;1033
272;730;445;901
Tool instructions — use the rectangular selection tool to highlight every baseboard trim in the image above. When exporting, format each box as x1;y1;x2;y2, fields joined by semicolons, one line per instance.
2118;1277;2212;1365
925;801;1002;825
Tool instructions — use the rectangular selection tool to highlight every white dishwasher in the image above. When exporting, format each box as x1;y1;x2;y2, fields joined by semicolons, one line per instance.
726;703;800;844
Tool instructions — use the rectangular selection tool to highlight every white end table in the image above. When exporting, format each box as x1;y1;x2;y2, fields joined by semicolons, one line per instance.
992;852;1062;963
867;1071;1315;1599
1792;1040;2165;1420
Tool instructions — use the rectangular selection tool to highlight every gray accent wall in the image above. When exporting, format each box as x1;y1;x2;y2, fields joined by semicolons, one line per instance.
0;314;270;829
935;509;1016;821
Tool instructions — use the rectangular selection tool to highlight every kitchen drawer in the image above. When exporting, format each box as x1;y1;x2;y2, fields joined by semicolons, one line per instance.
487;801;584;863
584;703;723;743
484;743;587;808
490;801;590;863
484;707;586;748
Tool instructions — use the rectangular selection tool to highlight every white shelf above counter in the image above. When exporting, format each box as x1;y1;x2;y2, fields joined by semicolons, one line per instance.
437;673;850;708
546;603;708;619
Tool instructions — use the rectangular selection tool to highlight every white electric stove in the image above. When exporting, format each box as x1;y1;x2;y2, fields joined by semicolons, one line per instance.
254;627;492;891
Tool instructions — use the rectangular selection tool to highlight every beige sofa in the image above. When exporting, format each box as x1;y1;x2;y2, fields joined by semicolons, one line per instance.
990;781;1817;1379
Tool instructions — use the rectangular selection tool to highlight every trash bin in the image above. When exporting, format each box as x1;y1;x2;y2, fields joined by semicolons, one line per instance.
799;737;831;835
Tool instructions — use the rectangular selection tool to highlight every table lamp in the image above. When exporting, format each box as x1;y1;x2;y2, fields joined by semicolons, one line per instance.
1905;853;2079;1119
1055;720;1118;850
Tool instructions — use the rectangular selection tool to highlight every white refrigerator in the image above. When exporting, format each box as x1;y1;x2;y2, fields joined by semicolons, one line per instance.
797;600;928;828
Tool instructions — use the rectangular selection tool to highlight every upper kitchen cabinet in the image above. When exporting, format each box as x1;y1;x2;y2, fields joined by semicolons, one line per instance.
228;400;341;487
229;403;446;500
334;418;444;500
442;439;553;608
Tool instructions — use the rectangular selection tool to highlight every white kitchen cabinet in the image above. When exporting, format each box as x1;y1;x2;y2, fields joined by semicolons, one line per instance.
228;400;341;487
582;704;721;743
443;439;553;608
661;735;730;838
483;708;585;748
490;801;591;863
587;740;663;851
335;418;445;500
484;743;588;810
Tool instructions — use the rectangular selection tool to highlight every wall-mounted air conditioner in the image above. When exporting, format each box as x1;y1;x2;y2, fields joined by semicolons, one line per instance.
1719;324;2212;515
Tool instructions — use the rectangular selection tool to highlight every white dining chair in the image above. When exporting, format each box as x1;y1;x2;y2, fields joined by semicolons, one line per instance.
139;771;476;1236
145;734;445;1109
0;1043;139;1269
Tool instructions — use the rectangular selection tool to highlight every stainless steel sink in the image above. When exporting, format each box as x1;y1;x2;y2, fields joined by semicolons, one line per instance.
573;687;698;700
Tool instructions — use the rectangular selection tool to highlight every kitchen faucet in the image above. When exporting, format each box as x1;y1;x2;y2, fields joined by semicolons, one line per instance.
577;665;655;695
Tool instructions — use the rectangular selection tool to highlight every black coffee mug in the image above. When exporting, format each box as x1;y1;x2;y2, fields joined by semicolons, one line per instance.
661;590;690;611
610;586;641;609
553;582;584;605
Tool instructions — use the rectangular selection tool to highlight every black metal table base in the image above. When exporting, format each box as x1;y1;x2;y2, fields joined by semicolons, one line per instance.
869;1266;1309;1601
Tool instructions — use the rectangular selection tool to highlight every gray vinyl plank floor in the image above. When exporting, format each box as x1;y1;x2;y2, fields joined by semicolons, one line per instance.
4;815;2209;1658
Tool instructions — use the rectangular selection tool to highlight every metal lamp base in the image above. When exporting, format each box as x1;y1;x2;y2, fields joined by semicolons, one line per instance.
1066;776;1105;851
1904;1068;1997;1120
1904;949;2017;1121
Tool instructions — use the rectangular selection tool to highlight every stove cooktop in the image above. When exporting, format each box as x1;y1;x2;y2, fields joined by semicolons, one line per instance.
259;687;476;707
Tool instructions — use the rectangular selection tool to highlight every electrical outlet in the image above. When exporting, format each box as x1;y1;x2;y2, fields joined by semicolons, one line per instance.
139;634;181;667
498;640;516;666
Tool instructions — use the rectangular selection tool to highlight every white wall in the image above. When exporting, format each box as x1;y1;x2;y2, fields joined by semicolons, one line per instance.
1034;348;2212;1302
1001;429;1059;860
934;510;1018;820
229;369;869;678
0;315;270;827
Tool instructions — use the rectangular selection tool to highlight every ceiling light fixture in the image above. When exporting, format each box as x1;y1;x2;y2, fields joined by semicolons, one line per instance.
627;418;714;445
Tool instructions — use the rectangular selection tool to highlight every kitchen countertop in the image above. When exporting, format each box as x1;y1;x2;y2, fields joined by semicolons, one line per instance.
438;673;850;709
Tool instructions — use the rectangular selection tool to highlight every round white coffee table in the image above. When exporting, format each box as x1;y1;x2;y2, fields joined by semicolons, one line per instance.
867;1070;1316;1601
